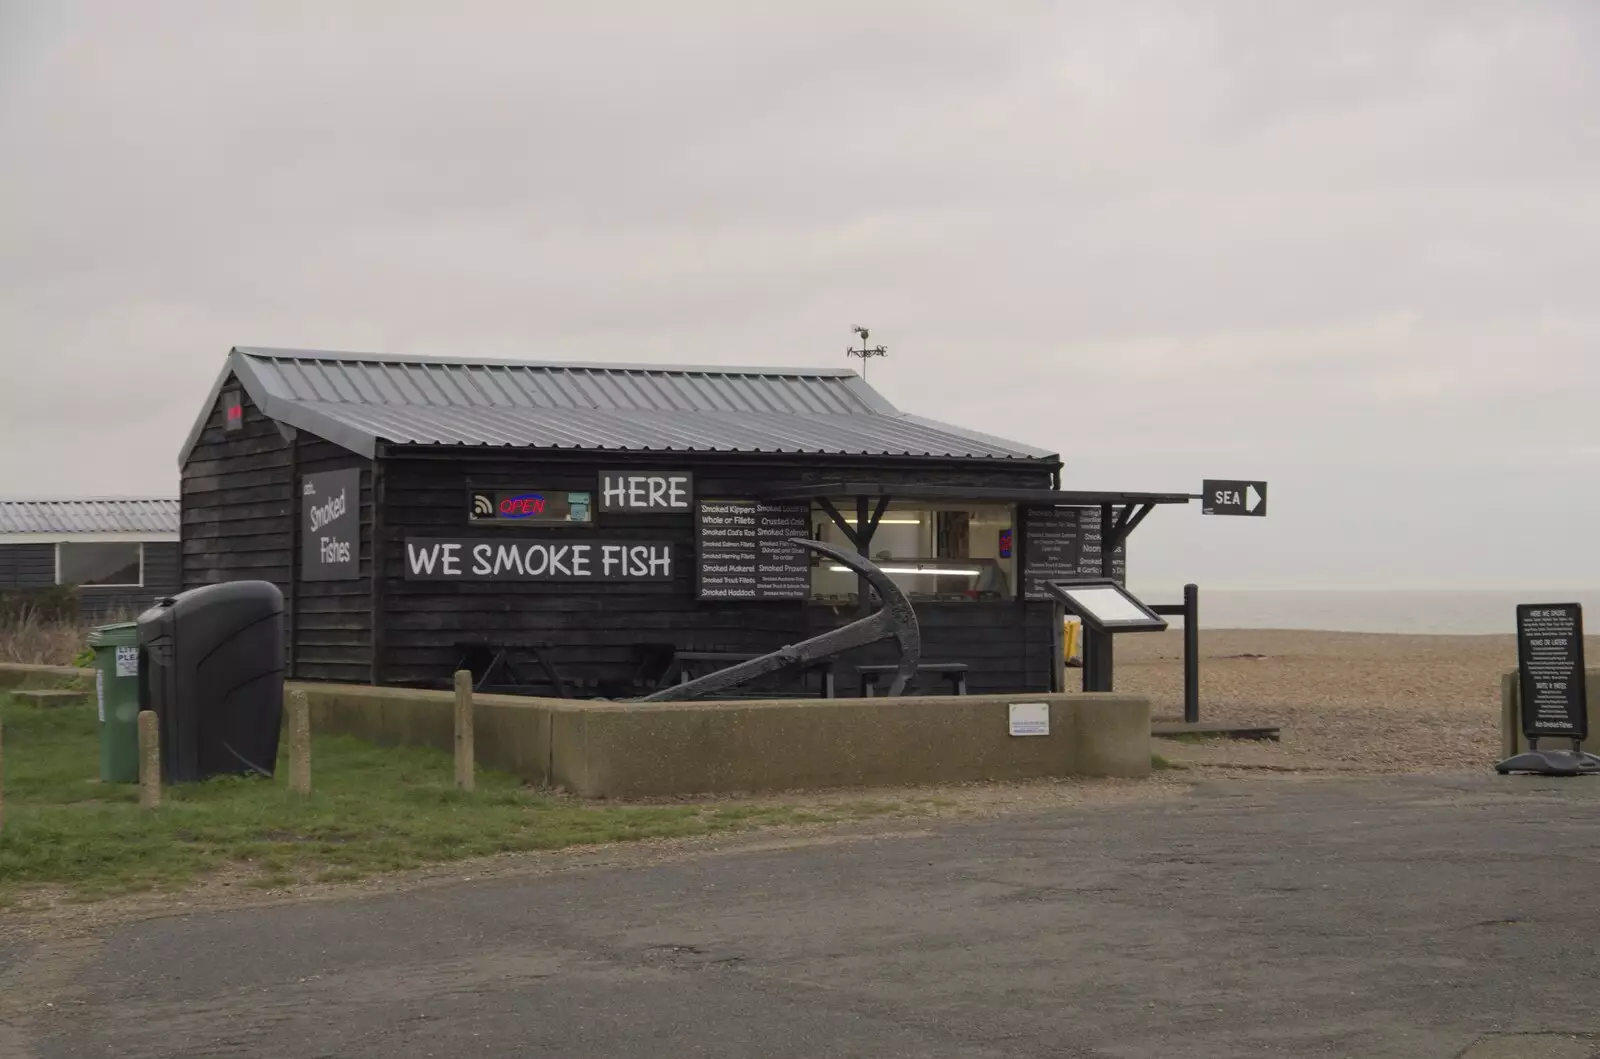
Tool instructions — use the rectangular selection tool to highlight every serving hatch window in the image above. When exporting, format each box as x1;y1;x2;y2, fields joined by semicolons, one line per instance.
57;541;143;587
808;501;1015;603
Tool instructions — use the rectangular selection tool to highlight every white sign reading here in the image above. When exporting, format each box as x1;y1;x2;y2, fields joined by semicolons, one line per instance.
1009;702;1050;737
600;471;694;512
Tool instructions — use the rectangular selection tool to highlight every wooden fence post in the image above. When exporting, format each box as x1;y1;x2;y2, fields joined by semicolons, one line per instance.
137;710;161;809
287;688;311;795
454;669;474;792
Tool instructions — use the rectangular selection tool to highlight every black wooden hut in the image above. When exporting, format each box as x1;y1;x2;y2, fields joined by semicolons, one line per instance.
178;347;1188;696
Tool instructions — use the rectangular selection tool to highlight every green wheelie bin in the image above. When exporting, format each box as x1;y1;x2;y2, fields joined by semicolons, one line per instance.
88;622;141;783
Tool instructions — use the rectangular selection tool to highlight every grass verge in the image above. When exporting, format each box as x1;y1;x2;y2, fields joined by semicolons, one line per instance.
0;696;849;903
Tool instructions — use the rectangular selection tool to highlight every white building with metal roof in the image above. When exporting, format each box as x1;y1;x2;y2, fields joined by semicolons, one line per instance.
0;498;181;619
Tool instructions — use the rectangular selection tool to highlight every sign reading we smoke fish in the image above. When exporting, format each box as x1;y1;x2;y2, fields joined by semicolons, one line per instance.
403;538;674;581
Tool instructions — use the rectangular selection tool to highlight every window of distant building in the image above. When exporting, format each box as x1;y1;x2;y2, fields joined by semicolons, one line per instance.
57;542;143;587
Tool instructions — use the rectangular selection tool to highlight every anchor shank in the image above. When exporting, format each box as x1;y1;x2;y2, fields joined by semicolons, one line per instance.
638;538;921;702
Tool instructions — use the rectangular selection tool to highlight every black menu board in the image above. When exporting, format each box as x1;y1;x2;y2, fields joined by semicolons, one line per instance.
1516;602;1589;741
696;500;813;600
1022;507;1127;600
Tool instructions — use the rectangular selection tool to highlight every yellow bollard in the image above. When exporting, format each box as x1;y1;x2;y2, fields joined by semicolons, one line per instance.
454;670;475;793
287;688;311;795
137;710;161;809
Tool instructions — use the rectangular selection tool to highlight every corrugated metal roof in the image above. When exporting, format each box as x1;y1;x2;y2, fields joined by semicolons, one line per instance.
0;499;180;535
178;347;1059;466
285;402;1042;458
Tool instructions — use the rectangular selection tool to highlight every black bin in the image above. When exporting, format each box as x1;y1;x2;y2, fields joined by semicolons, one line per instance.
137;580;286;784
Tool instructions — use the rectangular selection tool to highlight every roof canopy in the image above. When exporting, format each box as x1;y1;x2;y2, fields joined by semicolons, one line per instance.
178;347;1059;467
760;482;1196;506
0;498;179;535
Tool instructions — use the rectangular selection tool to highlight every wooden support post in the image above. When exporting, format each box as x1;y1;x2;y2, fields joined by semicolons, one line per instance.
137;710;161;809
454;669;475;792
287;688;311;795
855;494;871;617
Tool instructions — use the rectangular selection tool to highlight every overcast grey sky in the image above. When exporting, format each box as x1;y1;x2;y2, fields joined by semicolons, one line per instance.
3;2;1597;590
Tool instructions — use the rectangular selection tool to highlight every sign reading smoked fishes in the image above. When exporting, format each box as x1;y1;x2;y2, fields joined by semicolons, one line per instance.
301;468;361;582
403;538;674;581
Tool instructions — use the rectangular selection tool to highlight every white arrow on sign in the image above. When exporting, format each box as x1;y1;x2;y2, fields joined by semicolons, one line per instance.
1245;484;1263;513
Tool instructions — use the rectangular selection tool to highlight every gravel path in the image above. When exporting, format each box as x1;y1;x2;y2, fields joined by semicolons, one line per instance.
1119;628;1578;773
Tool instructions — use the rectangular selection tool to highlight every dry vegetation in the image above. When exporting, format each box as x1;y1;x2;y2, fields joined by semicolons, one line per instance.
0;608;92;667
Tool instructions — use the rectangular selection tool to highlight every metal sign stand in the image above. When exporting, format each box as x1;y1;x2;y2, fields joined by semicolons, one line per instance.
1496;738;1600;777
1044;579;1169;694
1150;584;1201;723
1496;602;1600;776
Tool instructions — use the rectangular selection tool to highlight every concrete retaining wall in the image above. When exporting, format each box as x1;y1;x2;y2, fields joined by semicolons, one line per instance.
295;683;1151;799
298;682;555;784
1500;670;1595;757
0;663;1151;798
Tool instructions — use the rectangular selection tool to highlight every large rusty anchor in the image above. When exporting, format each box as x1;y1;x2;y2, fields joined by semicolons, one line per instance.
639;537;921;701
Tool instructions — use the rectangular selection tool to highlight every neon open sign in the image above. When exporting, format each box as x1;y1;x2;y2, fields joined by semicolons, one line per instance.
499;493;548;518
469;489;592;525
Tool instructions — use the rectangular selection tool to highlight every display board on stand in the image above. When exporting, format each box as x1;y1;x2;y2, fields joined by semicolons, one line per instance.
1496;601;1600;776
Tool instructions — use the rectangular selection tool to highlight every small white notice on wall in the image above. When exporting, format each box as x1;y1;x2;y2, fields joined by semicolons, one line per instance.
115;646;138;678
96;669;106;723
1009;702;1050;737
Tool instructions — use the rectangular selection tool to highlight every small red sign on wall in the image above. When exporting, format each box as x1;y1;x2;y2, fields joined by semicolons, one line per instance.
223;392;243;432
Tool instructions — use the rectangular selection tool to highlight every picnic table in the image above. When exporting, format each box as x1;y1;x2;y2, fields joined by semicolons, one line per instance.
450;640;571;698
856;662;969;697
658;650;837;699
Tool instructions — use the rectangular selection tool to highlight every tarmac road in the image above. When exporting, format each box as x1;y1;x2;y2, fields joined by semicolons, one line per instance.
8;773;1600;1059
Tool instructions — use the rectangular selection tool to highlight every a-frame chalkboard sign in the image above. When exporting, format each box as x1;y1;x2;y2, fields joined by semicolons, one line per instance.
1495;602;1600;776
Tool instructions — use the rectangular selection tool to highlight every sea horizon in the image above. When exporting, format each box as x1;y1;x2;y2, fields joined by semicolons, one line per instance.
1124;587;1600;636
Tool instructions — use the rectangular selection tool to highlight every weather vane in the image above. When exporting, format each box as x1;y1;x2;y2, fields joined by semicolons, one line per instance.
846;326;888;381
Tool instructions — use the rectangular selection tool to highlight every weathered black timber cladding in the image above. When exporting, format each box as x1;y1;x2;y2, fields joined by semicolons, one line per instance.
380;453;798;691
142;541;181;594
805;601;1056;696
180;380;374;683
181;384;293;594
0;544;54;586
375;449;1057;694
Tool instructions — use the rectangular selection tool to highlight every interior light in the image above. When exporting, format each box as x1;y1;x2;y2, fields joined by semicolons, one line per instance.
875;518;924;524
828;565;983;576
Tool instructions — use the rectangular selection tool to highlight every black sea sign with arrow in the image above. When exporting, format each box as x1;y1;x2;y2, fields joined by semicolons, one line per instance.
1202;479;1267;517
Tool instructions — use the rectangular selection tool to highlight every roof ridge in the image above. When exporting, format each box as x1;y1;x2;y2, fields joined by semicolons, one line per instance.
174;347;1053;466
0;497;179;503
234;346;860;378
